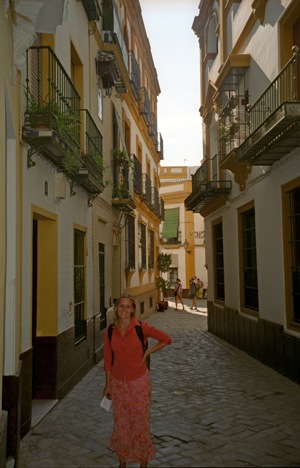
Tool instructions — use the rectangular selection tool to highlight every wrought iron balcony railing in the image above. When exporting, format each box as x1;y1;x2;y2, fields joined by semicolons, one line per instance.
129;50;141;100
112;151;136;211
22;46;82;172
82;0;101;20
161;230;182;245
102;0;128;72
185;160;231;214
149;112;158;146
151;187;160;215
191;160;207;191
139;87;151;126
235;47;300;165
157;132;164;160
95;49;127;95
96;0;128;95
185;179;232;214
159;197;165;221
133;154;143;195
142;173;152;206
78;109;105;202
22;46;106;204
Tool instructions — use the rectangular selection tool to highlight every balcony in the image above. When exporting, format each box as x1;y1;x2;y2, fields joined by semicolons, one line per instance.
142;173;152;206
82;0;101;20
161;231;183;246
151;187;160;215
129;51;141;100
22;46;81;171
133;154;143;195
139;87;151;126
77;110;105;203
112;150;136;212
185;162;232;216
95;50;127;95
157;132;164;160
22;46;106;205
235;48;300;165
159;197;165;221
149;112;158;146
99;0;128;94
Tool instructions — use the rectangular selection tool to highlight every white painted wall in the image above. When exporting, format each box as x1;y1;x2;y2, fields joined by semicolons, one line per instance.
207;148;300;327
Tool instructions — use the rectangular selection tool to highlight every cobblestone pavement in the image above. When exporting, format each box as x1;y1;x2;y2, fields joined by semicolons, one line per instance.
19;299;300;467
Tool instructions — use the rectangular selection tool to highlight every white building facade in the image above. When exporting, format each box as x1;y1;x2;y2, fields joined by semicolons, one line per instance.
186;0;300;383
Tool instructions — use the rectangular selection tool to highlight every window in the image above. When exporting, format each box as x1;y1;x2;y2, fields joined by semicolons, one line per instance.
161;208;180;244
286;186;300;324
125;215;135;270
148;230;154;269
239;205;259;312
99;243;106;330
74;229;87;343
214;221;225;301
138;223;146;270
282;179;300;330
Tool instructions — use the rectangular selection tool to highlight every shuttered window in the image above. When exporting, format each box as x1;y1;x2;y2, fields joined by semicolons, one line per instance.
162;208;179;239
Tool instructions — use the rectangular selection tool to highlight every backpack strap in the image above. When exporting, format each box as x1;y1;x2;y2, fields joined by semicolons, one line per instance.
135;320;146;352
108;323;113;341
135;321;150;370
108;324;114;365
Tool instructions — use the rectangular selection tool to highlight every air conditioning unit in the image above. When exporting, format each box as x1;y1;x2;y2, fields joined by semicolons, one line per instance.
55;172;66;199
103;31;114;43
113;232;119;246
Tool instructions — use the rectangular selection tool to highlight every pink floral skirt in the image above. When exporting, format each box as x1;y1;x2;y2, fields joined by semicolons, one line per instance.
110;371;156;463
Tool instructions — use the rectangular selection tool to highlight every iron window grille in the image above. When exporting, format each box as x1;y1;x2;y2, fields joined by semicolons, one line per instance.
74;229;87;343
240;207;259;311
138;223;147;270
125;215;135;270
214;222;225;301
289;187;300;323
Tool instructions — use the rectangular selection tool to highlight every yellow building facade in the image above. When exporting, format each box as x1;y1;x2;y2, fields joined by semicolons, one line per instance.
160;166;207;293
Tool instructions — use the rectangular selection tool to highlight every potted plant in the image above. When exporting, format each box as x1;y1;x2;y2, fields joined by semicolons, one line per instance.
62;150;81;178
112;148;128;165
112;148;135;169
24;87;80;137
155;253;172;311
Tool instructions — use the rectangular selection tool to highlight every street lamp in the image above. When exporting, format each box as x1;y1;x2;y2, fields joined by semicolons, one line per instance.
183;239;191;254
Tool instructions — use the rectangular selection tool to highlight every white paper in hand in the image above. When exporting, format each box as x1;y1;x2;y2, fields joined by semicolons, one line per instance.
100;396;112;412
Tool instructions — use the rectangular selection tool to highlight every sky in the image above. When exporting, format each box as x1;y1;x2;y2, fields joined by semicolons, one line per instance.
139;0;202;167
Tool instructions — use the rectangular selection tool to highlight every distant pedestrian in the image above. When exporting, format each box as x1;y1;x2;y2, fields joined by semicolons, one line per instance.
189;278;197;310
103;294;172;468
196;278;204;300
173;278;184;310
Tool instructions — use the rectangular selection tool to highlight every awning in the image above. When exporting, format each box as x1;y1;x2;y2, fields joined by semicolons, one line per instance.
161;208;179;238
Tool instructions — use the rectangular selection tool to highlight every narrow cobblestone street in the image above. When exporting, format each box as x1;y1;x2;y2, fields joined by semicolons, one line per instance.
19;300;300;467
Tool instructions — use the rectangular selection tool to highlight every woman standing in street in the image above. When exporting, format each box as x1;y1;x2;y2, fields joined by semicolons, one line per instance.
103;294;172;468
173;278;184;310
189;277;198;310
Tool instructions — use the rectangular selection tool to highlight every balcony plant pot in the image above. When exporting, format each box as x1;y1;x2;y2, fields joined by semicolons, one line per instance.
157;300;168;312
229;96;238;109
